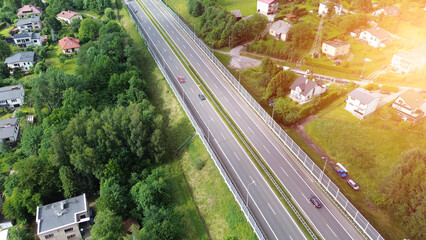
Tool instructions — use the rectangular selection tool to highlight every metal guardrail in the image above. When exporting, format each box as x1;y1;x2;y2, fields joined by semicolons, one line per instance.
125;3;265;239
157;1;384;239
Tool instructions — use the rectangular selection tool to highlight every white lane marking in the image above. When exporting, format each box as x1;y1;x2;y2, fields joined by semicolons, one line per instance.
190;88;195;94
168;55;172;61
196;62;201;67
148;26;151;30
327;224;337;237
235;111;241;117
233;152;241;161
247;126;254;134
280;167;289;177
213;83;218;89
249;176;256;185
224;96;229;103
163;47;167;52
221;132;225;140
263;145;270;154
183;45;186;49
268;203;276;215
189;53;193;57
289;236;293;240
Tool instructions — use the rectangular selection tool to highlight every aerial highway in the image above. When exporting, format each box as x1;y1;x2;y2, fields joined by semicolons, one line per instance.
125;1;308;239
128;0;365;239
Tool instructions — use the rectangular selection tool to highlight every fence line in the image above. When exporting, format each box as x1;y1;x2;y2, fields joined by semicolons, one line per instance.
157;1;384;239
125;4;266;239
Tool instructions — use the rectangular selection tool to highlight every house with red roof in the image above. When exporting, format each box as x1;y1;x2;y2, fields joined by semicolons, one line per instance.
17;5;42;19
59;37;80;54
57;11;83;24
257;0;279;16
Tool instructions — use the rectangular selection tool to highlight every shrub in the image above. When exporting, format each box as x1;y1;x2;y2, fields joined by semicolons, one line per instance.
193;158;205;170
364;83;379;91
381;84;398;92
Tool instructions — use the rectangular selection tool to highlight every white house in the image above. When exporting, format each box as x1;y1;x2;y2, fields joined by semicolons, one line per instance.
4;52;35;73
13;32;43;48
17;5;42;19
390;45;426;75
16;16;42;32
289;76;327;104
359;27;391;48
318;2;343;16
0;85;25;109
392;90;425;123
257;0;279;16
57;11;83;24
0;118;20;144
322;39;350;59
372;6;400;17
269;20;292;41
345;88;379;119
36;194;91;240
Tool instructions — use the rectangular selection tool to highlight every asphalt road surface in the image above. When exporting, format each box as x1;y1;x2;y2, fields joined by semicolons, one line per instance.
129;0;364;239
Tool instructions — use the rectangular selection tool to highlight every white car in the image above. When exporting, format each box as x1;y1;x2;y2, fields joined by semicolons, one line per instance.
347;179;360;191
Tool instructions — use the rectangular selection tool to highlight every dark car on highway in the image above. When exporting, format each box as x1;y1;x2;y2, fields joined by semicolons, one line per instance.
199;93;206;100
308;195;323;208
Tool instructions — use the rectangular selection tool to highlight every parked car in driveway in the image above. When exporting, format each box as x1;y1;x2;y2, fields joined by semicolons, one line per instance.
308;195;323;208
198;93;206;100
178;76;185;83
347;179;360;190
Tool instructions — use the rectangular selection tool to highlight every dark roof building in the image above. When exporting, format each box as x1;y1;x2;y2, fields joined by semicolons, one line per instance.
230;10;242;21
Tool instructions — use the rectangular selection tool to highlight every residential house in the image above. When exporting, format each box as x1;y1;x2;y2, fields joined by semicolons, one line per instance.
59;37;80;54
289;76;327;104
359;27;391;48
372;6;400;17
13;32;43;48
0;229;9;240
392;90;425;123
0;118;20;144
269;20;292;41
16;16;42;32
390;45;426;75
322;39;350;59
345;88;379;119
318;1;343;16
257;0;279;16
230;10;242;21
36;193;91;240
4;52;35;72
350;29;361;37
0;85;25;109
57;11;83;24
17;5;42;19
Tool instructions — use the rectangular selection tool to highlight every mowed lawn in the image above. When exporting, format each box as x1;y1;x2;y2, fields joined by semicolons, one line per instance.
217;0;257;17
305;99;426;239
45;44;77;74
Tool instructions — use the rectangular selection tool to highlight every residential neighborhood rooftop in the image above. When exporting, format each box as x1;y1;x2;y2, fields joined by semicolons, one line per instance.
59;36;80;50
16;16;40;26
0;85;24;102
0;118;18;140
13;32;41;39
4;52;35;64
365;27;390;40
258;0;277;4
348;89;378;104
398;90;424;110
290;76;324;97
17;5;42;16
270;20;292;35
57;10;81;20
230;10;242;19
36;193;87;234
324;39;349;48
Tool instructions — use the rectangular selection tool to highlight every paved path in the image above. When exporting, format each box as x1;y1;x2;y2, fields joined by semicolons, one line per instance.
228;46;261;70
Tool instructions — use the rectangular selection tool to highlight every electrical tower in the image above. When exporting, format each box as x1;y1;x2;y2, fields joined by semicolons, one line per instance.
309;16;325;59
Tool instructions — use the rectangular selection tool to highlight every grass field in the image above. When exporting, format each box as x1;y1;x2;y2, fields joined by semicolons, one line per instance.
120;7;256;239
0;26;13;37
44;44;77;74
217;0;257;17
305;98;426;239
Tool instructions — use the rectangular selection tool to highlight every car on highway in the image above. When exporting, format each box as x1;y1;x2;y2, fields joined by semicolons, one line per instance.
133;10;137;13
198;93;206;100
308;195;323;208
347;179;360;190
178;76;185;83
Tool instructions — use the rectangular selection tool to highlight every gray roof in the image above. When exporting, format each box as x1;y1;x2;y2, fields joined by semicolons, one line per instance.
0;118;18;140
270;20;292;35
37;194;87;234
290;76;322;96
0;85;24;102
13;32;40;40
230;10;242;18
4;52;35;64
16;16;40;26
348;88;377;104
365;27;390;40
323;39;349;48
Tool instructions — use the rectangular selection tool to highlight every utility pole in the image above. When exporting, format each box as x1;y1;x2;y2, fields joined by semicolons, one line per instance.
309;16;325;59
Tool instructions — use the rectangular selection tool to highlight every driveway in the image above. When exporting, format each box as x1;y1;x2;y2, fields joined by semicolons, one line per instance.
228;45;261;70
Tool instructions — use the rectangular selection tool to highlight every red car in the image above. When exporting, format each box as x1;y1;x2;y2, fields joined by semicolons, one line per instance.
133;10;138;13
178;76;185;83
